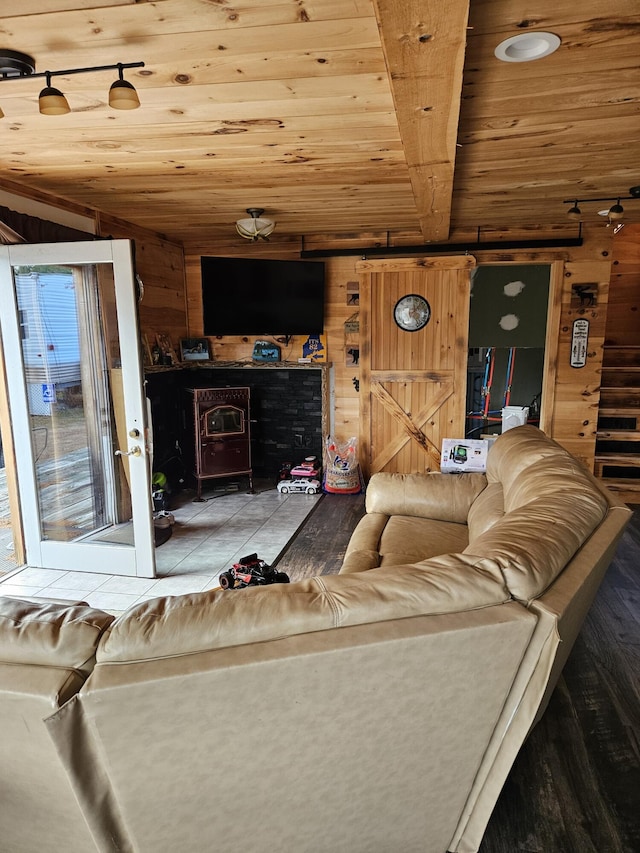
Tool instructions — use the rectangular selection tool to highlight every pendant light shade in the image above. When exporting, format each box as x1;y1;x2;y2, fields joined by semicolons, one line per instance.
608;199;624;220
38;74;70;115
109;66;141;110
236;208;276;241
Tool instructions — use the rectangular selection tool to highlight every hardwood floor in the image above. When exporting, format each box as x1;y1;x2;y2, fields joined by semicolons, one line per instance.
480;506;640;853
276;491;367;580
281;495;640;853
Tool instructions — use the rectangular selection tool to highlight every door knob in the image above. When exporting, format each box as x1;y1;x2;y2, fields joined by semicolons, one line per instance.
115;445;142;457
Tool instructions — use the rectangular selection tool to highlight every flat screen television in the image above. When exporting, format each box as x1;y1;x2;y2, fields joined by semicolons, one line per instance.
201;256;325;336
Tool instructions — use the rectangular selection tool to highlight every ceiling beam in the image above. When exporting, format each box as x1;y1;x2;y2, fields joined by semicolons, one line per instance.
372;0;469;242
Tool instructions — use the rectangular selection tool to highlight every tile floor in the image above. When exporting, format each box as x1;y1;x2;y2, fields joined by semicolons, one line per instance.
0;482;320;614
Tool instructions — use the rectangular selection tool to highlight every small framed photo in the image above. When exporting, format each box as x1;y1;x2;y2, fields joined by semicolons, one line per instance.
180;337;211;361
346;280;359;306
141;333;153;367
155;332;179;365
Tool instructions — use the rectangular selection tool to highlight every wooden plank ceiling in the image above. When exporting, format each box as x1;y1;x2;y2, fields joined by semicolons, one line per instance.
0;0;638;248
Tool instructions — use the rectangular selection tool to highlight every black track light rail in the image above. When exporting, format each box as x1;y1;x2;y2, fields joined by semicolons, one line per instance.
562;195;638;204
300;235;583;259
0;61;145;84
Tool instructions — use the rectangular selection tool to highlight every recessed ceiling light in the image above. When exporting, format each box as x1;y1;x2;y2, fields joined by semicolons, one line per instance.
494;32;561;63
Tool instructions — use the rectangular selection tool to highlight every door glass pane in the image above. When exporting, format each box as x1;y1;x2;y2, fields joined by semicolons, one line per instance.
205;406;244;436
13;262;130;542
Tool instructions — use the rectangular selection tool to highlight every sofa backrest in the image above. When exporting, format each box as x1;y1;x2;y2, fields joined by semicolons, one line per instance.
366;470;487;522
464;426;611;603
0;597;114;853
49;602;542;853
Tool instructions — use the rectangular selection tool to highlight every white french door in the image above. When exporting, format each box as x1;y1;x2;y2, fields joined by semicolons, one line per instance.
0;240;156;577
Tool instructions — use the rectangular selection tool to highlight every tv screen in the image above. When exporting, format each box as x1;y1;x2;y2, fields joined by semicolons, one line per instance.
201;256;325;336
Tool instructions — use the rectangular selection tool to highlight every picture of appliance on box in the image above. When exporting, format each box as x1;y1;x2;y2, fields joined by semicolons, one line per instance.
440;438;494;473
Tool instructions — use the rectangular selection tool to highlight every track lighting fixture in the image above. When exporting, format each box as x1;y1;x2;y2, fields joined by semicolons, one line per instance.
236;208;276;241
0;51;144;117
563;192;639;222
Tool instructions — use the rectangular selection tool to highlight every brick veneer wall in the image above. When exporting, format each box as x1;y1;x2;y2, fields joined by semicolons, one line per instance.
146;366;324;485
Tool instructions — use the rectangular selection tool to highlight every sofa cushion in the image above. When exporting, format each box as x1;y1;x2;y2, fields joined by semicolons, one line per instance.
461;425;609;602
463;486;607;603
378;515;470;565
0;597;114;677
341;512;470;573
486;425;596;512
366;471;487;522
467;482;505;541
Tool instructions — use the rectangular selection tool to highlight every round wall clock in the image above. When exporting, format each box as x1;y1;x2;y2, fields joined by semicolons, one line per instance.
393;294;431;331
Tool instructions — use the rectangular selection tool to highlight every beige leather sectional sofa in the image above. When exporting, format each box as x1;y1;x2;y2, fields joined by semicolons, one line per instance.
0;426;631;853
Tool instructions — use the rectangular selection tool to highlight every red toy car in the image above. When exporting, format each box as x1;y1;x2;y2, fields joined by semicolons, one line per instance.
219;553;290;590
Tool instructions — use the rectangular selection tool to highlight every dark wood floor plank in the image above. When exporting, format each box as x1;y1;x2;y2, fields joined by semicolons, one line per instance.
277;492;365;579
481;508;640;853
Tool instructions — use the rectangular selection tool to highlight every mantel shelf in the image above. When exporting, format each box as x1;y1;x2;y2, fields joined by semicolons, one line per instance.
146;360;328;373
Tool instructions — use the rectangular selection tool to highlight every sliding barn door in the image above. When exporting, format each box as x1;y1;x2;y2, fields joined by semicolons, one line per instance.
357;256;475;478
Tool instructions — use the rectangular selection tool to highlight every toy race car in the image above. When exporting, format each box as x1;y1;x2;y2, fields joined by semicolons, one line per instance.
277;478;321;495
218;553;290;590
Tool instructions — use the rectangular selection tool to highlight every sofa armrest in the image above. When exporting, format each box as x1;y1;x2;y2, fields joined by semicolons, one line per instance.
341;512;390;573
366;471;487;523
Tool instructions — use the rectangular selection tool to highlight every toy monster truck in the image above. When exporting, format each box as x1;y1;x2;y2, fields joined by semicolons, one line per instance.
219;553;290;590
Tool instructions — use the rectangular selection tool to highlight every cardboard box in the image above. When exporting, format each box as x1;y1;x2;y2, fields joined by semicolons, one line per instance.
440;438;492;473
502;406;529;432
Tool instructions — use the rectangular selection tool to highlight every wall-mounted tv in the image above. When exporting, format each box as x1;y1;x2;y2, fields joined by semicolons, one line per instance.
201;256;325;336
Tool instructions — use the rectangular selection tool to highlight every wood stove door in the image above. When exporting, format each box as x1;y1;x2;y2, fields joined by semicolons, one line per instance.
199;403;250;477
201;437;250;477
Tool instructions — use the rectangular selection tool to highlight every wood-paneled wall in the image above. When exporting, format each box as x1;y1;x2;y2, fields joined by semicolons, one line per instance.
547;261;611;466
98;213;188;346
608;224;640;347
184;245;361;440
183;224;615;471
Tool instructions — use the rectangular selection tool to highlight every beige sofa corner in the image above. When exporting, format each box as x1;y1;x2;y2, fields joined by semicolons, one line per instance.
0;426;631;853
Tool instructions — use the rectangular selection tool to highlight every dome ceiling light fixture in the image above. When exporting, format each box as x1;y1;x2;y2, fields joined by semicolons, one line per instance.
0;51;144;117
494;32;561;63
236;208;276;242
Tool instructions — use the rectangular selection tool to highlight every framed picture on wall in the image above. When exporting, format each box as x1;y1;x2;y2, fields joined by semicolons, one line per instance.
180;337;211;361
